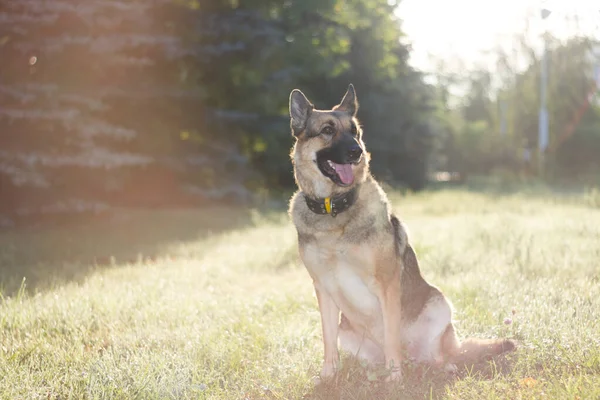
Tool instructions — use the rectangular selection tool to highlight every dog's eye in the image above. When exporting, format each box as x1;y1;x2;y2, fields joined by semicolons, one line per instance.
321;126;334;135
351;123;358;136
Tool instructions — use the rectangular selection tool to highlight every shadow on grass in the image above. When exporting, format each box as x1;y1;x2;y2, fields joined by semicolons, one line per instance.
0;205;267;296
303;352;517;400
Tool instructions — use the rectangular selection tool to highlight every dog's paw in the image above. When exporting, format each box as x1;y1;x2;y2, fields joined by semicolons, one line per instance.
313;366;337;387
319;362;338;382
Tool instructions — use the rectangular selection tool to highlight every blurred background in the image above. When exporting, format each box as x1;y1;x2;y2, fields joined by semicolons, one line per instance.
1;0;600;226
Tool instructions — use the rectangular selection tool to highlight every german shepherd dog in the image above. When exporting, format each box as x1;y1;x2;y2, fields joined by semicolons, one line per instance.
287;84;515;382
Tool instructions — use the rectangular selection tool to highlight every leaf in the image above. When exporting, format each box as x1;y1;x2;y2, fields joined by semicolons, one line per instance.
519;377;539;388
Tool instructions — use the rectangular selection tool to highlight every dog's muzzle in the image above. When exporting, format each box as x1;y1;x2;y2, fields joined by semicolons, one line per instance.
316;136;363;186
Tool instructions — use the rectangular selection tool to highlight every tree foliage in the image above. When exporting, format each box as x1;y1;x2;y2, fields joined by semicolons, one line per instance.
0;0;436;220
434;33;600;181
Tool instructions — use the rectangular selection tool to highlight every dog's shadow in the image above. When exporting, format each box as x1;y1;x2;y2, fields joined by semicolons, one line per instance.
302;353;517;400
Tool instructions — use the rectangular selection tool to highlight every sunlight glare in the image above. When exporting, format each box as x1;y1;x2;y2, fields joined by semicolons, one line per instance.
398;0;600;72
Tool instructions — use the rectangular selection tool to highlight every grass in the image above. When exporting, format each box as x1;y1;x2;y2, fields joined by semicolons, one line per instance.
1;185;600;399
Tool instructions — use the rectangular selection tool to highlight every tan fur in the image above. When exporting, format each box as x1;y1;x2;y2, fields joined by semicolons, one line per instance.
288;85;515;383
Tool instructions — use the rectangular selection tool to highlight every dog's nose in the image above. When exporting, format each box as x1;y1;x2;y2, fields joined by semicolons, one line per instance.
347;144;362;161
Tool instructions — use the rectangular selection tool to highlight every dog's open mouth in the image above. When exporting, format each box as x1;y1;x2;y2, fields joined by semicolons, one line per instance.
318;158;356;186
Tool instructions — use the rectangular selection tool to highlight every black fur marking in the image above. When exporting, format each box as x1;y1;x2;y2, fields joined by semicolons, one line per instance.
316;134;362;166
315;134;363;186
389;215;404;258
340;313;352;330
346;216;377;243
401;245;439;321
390;214;437;322
297;231;315;245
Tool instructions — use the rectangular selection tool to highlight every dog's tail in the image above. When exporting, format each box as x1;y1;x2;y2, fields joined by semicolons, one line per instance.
441;323;516;366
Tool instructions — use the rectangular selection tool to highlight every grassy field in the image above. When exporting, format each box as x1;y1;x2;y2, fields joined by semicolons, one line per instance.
1;185;600;399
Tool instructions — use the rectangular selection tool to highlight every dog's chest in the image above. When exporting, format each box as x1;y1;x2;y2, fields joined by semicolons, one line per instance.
301;236;381;319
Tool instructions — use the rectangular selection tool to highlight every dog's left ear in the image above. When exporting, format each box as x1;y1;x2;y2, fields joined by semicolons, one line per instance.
334;84;358;116
289;89;314;137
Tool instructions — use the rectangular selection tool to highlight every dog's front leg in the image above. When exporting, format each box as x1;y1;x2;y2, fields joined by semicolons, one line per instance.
376;271;403;381
314;284;340;381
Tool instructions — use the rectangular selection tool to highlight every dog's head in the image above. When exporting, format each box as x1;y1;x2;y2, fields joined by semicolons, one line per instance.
289;84;370;197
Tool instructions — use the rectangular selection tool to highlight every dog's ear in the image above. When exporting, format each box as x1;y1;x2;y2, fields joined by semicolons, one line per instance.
334;84;358;116
289;89;314;137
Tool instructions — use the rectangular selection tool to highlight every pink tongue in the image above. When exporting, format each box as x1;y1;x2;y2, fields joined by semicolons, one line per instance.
332;162;354;185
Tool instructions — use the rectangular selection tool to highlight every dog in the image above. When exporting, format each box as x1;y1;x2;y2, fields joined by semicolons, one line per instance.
287;84;515;382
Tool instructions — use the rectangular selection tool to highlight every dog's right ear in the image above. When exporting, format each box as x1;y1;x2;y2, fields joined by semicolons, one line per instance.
289;89;313;137
334;84;358;116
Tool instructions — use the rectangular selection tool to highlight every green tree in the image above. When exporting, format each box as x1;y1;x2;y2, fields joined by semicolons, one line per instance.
0;0;440;223
432;32;600;181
